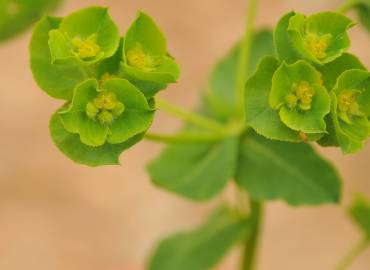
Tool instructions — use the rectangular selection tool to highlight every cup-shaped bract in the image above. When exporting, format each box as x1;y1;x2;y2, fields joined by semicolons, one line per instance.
48;7;120;65
330;70;370;153
287;12;355;65
122;12;180;84
58;78;154;147
269;60;331;134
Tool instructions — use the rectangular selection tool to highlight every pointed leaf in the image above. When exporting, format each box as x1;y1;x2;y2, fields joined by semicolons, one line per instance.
148;207;251;270
147;137;238;201
235;132;342;206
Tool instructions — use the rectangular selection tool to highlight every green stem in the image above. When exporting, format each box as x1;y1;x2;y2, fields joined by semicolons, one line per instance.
241;200;263;270
334;238;370;270
144;132;229;143
156;97;226;132
236;0;258;121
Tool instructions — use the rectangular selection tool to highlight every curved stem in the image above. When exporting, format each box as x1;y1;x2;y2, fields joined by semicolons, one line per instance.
334;238;369;270
241;200;263;270
156;97;225;132
236;0;258;121
144;132;229;144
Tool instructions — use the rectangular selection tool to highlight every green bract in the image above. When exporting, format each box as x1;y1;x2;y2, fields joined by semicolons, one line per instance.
287;12;354;64
122;12;180;84
245;57;330;142
50;113;143;166
330;70;370;153
270;60;330;133
59;78;154;147
48;7;119;65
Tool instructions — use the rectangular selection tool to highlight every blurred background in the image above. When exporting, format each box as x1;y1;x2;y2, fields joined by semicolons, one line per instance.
0;0;370;269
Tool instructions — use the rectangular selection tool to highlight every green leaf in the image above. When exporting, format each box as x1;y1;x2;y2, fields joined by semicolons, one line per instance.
330;70;370;154
203;30;275;121
270;60;330;133
49;112;143;167
274;11;302;64
235;132;342;206
147;137;238;201
148;206;251;270
0;0;60;42
30;16;87;100
287;12;354;65
122;12;180;84
245;56;323;142
59;78;154;147
349;193;370;238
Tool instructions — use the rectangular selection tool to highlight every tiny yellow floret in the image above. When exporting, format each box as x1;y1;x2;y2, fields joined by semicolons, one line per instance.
86;102;99;119
100;73;116;85
286;81;315;111
306;33;332;60
86;91;125;126
73;35;101;59
337;90;363;123
126;44;149;69
94;92;118;110
98;110;114;125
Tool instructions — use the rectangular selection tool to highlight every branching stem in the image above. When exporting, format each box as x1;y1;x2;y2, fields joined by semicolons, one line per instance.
155;97;226;132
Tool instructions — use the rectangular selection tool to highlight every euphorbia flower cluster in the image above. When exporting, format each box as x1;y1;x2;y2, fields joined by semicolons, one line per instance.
30;7;180;166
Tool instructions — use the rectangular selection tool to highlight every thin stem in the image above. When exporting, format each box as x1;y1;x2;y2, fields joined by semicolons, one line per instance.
156;97;226;132
334;238;370;270
144;132;228;144
235;0;258;121
241;200;263;270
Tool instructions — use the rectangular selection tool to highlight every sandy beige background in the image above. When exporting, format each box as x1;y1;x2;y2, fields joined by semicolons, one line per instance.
0;0;370;269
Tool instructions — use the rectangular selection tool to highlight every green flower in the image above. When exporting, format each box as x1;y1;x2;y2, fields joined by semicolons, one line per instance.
269;60;330;133
48;7;120;65
122;12;180;84
287;12;355;64
59;78;154;147
330;70;370;153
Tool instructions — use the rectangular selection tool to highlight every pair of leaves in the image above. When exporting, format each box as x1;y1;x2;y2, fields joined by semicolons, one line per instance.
0;0;60;42
148;207;251;270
